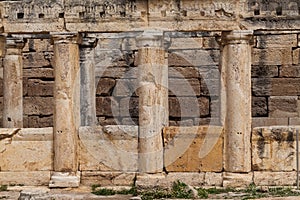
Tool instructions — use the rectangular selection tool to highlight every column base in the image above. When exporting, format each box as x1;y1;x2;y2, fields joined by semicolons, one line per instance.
49;171;80;188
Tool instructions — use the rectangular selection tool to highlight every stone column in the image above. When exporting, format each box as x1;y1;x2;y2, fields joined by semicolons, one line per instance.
49;33;81;188
221;30;253;172
136;30;168;173
80;37;97;126
3;37;25;128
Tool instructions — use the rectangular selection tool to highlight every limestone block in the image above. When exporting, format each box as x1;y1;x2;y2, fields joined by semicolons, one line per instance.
204;172;223;186
168;50;219;66
23;68;54;78
81;172;136;186
79;126;138;172
164;126;223;172
280;65;300;77
252;118;289;128
251;65;278;77
198;66;220;79
95;67;128;79
252;48;293;65
269;96;299;118
168;67;200;79
202;37;220;49
293;48;300;65
27;79;54;97
119;97;139;117
252;78;300;96
27;116;53;128
23;97;54;116
254;172;297;186
0;171;51;186
169;38;203;50
194;118;221;126
256;34;298;48
49;172;80;188
223;172;253;188
96;97;119;117
113;79;138;97
23;52;52;68
23;39;53;53
0;128;53;171
169;97;206;118
200;79;220;96
210;99;220;118
169;78;200;96
252;127;299;171
96;78;116;96
252;97;268;117
289;117;300;125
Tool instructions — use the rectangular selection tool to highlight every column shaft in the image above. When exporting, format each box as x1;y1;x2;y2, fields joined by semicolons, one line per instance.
137;30;168;173
80;37;97;126
221;30;253;172
3;37;25;128
52;33;81;172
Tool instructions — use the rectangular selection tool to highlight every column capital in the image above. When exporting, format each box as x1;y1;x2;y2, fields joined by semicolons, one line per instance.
51;32;82;45
221;30;253;45
136;30;164;48
5;37;25;55
80;37;98;48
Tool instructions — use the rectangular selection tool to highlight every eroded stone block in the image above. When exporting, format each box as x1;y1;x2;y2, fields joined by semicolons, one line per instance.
254;171;297;186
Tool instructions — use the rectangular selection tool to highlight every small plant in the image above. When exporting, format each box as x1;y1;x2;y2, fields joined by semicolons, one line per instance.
171;180;194;199
92;188;116;196
197;188;209;198
0;185;7;192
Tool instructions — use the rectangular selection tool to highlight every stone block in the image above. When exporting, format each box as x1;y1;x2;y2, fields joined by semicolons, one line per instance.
96;78;116;96
95;67;128;79
252;78;300;96
164;126;223;172
119;97;139;117
251;65;278;77
169;38;203;50
113;79;138;97
0;128;53;171
223;172;253;188
97;117;120;126
252;97;268;117
198;66;220;79
168;67;200;79
79;126;138;172
280;65;300;77
252;48;293;65
23;39;53;52
252;118;289;128
0;171;51;186
168;50;219;66
252;126;299;171
210;98;220;118
200;79;220;96
96;97;119;117
254;172;297;186
256;34;298;48
23;97;54;115
169;78;200;96
269;96;299;118
293;48;300;65
204;172;223;186
169;97;208;118
289;117;300;125
121;117;138;126
27;79;54;97
23;52;52;68
23;68;54;78
202;37;220;49
194;118;221;126
27;116;53;128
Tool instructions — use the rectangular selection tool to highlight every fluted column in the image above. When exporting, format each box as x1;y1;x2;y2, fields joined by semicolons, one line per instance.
221;30;253;172
3;37;25;128
136;30;168;173
49;33;81;187
80;37;97;126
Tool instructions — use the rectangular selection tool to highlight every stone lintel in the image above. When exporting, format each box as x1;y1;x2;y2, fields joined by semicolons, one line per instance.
221;30;253;45
51;32;82;45
5;37;25;55
49;171;80;188
136;30;164;48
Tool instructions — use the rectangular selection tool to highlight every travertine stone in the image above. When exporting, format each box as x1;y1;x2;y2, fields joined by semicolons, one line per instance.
254;171;297;186
204;172;223;186
252;97;268;117
136;30;168;173
81;171;136;186
252;118;289;128
269;96;299;118
221;30;253;172
79;126;138;172
80;37;97;126
0;171;51;186
51;32;81;187
256;34;298;48
163;126;223;172
223;172;253;188
252;48;293;65
252;127;299;171
49;172;80;188
3;37;25;128
0;128;53;171
280;65;300;77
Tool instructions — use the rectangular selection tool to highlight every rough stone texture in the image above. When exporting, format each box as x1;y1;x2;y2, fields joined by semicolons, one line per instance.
251;65;278;77
79;126;138;172
164;126;223;172
252;118;289;128
0;171;51;186
23;97;53;116
223;172;253;188
169;78;200;96
280;65;300;77
252;48;293;66
254;172;297;186
0;128;53;171
252;127;299;171
81;172;136;186
269;96;299;118
256;34;298;48
252;97;268;117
